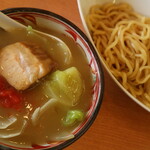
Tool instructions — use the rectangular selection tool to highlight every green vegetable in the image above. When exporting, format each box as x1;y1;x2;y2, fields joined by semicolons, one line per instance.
26;25;34;34
63;110;84;126
43;67;84;106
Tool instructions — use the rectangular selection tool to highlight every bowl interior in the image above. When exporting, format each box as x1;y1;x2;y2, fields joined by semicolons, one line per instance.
1;8;104;150
77;0;150;112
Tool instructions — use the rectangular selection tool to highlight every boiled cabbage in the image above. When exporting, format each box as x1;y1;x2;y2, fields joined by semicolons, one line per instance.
62;110;84;126
43;67;84;106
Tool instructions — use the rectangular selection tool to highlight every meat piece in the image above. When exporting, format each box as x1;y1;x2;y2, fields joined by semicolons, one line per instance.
0;42;53;90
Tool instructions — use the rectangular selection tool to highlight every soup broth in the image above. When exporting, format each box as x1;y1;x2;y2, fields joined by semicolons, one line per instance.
0;27;93;148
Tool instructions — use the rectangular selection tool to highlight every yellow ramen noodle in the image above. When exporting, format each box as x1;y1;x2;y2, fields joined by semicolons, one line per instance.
87;2;150;107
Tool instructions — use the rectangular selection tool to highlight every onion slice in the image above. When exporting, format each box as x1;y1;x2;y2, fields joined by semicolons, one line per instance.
31;98;57;126
50;132;74;142
0;119;27;138
0;116;17;129
53;134;74;141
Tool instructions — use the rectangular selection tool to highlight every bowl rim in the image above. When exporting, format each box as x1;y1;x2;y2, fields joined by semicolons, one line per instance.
1;7;104;150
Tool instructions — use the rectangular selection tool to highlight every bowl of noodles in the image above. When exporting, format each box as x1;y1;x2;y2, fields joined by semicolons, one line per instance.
77;0;150;112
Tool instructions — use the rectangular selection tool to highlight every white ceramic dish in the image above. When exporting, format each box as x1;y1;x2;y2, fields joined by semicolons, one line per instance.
77;0;150;112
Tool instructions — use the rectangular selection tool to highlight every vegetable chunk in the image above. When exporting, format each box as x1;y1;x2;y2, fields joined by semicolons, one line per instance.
63;110;84;126
0;42;53;90
43;67;84;106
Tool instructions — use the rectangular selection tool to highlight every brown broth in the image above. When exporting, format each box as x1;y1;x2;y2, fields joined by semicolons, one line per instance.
0;28;93;148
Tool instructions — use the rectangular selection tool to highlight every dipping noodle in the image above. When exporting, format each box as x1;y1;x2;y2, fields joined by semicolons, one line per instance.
87;2;150;107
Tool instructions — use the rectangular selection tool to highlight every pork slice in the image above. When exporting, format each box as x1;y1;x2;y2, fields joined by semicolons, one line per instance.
0;42;53;90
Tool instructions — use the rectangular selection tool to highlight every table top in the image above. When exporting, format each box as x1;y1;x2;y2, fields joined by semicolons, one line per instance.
0;0;150;150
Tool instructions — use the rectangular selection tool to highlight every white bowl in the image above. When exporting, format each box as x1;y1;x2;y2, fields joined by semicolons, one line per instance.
77;0;150;112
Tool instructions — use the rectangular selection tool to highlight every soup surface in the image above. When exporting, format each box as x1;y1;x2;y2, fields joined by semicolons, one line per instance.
0;26;93;148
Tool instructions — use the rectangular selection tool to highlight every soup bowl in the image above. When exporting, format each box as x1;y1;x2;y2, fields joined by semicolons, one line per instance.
0;7;104;150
